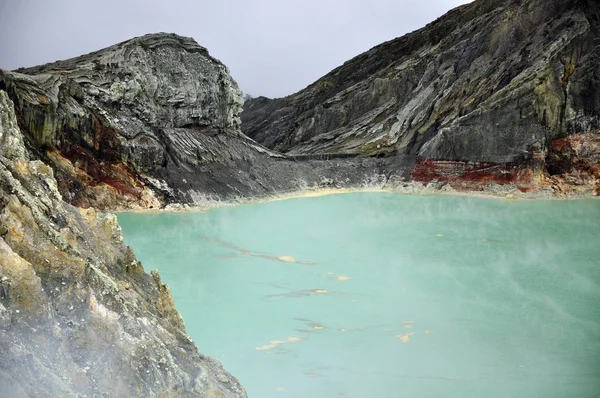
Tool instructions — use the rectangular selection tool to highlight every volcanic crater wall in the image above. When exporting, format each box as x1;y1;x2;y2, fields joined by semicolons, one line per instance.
242;0;600;194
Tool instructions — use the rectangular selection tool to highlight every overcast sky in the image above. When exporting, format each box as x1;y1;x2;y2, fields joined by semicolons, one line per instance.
0;0;471;98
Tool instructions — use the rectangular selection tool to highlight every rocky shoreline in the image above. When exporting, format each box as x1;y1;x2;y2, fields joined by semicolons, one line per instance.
119;181;600;213
1;10;598;214
243;0;600;199
124;182;598;215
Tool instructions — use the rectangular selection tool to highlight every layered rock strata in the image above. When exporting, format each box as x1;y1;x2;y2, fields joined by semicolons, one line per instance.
0;34;389;211
0;90;246;396
242;0;600;195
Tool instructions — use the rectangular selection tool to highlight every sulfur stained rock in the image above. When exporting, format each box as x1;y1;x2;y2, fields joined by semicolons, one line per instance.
0;90;246;397
0;33;246;209
2;4;600;204
0;238;46;317
0;2;598;395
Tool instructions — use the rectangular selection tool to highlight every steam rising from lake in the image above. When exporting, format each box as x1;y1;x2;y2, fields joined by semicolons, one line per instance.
119;193;600;397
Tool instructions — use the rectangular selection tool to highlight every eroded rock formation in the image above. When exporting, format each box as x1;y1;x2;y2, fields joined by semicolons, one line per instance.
242;0;600;195
0;34;388;210
0;90;246;396
0;32;391;398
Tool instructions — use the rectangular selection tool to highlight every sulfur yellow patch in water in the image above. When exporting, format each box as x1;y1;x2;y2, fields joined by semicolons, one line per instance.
278;255;296;263
277;387;286;392
404;324;414;329
425;330;434;334
337;276;351;281
313;325;324;330
436;234;444;237
256;341;282;351
395;333;415;343
315;289;328;294
256;336;301;351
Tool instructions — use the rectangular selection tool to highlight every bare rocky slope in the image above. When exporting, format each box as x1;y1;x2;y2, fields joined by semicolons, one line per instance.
242;0;600;194
0;32;387;398
0;34;386;211
0;90;246;397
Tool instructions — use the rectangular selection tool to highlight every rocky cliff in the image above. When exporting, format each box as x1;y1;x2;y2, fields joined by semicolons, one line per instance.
0;90;246;396
242;0;600;194
0;34;388;211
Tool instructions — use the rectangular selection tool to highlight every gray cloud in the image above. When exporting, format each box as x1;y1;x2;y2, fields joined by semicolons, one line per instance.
0;0;471;98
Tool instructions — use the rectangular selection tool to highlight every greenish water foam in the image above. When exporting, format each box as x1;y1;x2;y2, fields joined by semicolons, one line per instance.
118;193;600;398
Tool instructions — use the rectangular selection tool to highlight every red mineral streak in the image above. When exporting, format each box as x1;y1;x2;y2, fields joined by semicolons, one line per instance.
410;159;529;191
51;143;144;205
411;132;600;195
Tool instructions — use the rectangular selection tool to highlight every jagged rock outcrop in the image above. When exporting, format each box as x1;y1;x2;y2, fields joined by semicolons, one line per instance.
242;0;600;194
0;33;390;210
0;90;246;396
0;33;244;208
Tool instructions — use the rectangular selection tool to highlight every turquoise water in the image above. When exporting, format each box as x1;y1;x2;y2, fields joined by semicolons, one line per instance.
118;193;600;398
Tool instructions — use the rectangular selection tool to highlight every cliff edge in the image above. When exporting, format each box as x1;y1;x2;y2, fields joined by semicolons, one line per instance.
0;90;246;397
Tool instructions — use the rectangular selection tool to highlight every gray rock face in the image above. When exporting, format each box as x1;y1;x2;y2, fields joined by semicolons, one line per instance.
0;35;395;397
15;33;242;138
0;90;246;397
241;0;600;166
1;33;392;209
0;90;28;160
1;33;248;208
